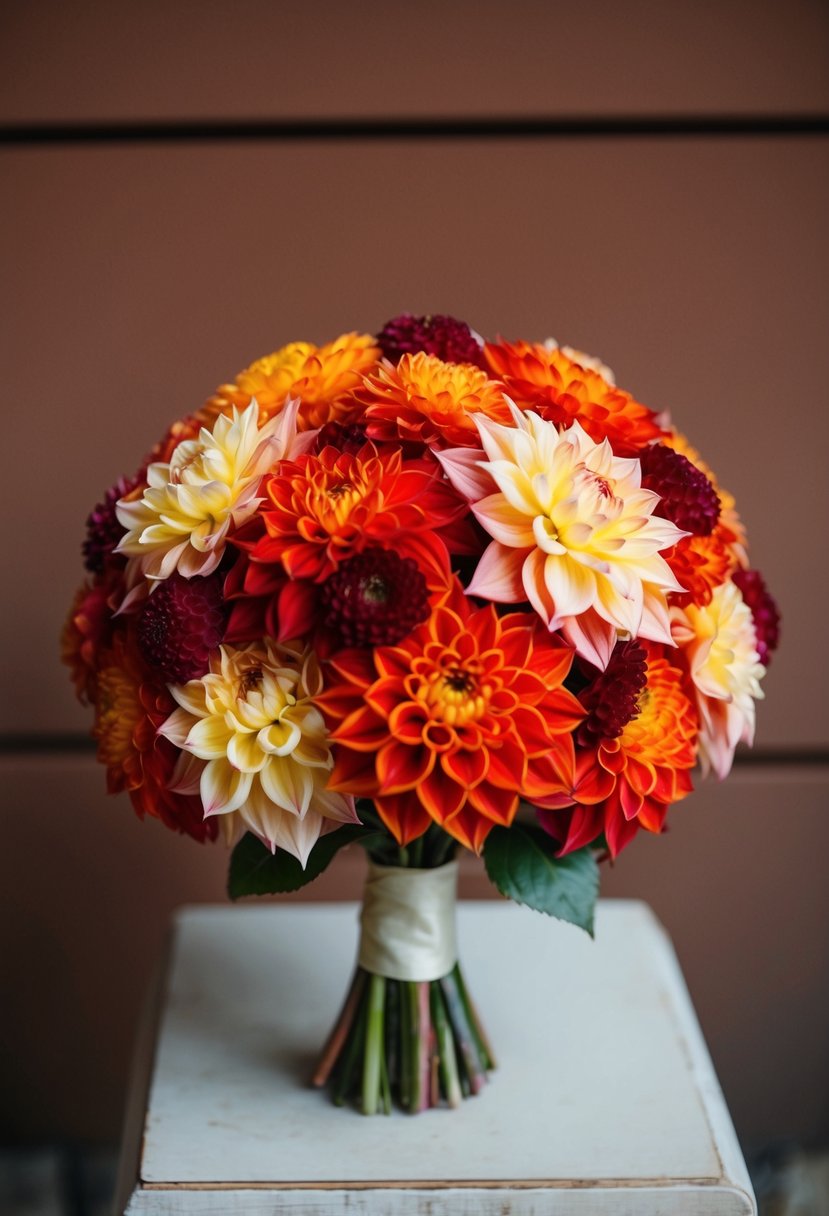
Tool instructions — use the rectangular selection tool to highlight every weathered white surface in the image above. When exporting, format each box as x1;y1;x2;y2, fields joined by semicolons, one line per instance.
122;900;755;1214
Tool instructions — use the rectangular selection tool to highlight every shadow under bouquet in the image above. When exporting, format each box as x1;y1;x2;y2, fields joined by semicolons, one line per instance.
63;314;779;1115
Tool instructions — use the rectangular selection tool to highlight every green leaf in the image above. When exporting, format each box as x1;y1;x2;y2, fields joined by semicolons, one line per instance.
482;823;599;936
228;824;381;899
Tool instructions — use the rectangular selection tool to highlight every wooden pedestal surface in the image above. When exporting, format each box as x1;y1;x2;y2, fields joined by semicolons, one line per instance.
116;900;756;1214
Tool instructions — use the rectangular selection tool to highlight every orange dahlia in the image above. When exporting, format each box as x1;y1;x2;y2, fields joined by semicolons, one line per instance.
93;636;216;842
359;352;513;448
484;339;665;455
61;577;117;703
203;332;381;432
662;528;736;607
536;642;697;857
317;582;584;852
252;443;466;583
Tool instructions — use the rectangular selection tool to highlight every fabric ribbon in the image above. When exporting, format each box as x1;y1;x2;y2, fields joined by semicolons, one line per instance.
357;859;459;982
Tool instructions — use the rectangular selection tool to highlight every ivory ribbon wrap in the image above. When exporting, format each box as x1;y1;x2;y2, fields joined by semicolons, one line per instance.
357;860;459;982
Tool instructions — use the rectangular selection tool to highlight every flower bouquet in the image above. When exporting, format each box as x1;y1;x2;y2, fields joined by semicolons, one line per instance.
64;314;779;1116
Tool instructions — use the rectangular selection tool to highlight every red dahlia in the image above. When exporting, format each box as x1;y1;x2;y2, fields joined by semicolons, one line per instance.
321;548;430;647
137;573;227;683
576;640;648;747
377;313;486;368
83;472;142;573
314;420;371;456
733;568;781;666
639;443;720;536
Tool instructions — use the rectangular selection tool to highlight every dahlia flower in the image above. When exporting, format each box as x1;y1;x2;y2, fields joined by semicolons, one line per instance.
544;338;616;385
159;638;358;865
377;314;486;368
61;577;117;703
359;352;511;448
115;400;312;585
93;637;216;842
484;339;664;455
438;408;686;669
204;332;380;431
733;568;781;666
537;643;697;857
671;580;765;779
254;442;465;583
317;581;583;852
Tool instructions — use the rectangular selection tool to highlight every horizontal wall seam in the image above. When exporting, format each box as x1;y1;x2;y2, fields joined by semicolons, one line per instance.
1;115;828;146
1;734;827;766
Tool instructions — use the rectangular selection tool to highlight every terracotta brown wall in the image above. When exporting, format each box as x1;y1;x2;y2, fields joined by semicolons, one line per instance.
1;0;828;1153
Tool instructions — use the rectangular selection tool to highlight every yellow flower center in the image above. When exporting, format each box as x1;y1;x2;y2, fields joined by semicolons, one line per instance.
418;662;489;726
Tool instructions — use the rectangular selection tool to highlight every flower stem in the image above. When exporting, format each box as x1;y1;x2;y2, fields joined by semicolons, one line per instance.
312;967;367;1088
332;985;368;1107
361;974;386;1116
399;978;412;1110
453;961;497;1070
440;969;487;1095
384;976;400;1095
416;981;431;1113
405;980;422;1112
430;982;462;1108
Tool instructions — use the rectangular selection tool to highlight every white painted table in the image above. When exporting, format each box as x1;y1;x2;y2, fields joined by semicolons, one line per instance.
116;901;756;1215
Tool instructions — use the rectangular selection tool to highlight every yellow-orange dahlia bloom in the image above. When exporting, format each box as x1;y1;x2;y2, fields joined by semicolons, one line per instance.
93;637;216;841
438;408;687;669
536;644;697;857
317;582;584;852
204;332;380;431
544;338;617;385
484;339;664;455
671;580;765;779
359;352;513;448
158;638;358;865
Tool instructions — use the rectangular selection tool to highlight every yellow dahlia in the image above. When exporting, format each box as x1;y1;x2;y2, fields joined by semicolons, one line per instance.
204;332;380;431
116;400;311;584
358;351;513;448
438;407;687;669
158;638;358;865
671;580;765;779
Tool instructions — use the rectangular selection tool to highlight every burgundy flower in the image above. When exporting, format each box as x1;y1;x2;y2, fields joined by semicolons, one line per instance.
321;548;430;647
575;640;648;747
82;472;142;573
137;573;227;683
732;568;781;666
639;443;720;536
377;313;486;368
314;420;371;456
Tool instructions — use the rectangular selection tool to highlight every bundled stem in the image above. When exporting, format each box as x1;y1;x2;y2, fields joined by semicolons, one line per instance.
313;960;491;1114
312;818;494;1113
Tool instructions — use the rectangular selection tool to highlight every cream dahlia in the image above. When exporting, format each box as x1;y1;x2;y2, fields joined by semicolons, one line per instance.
158;638;358;864
116;400;312;584
671;580;765;779
438;407;687;668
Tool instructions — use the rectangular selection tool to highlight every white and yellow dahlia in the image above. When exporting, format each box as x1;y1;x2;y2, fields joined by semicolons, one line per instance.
158;638;358;865
116;399;313;583
437;407;687;669
672;580;765;779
